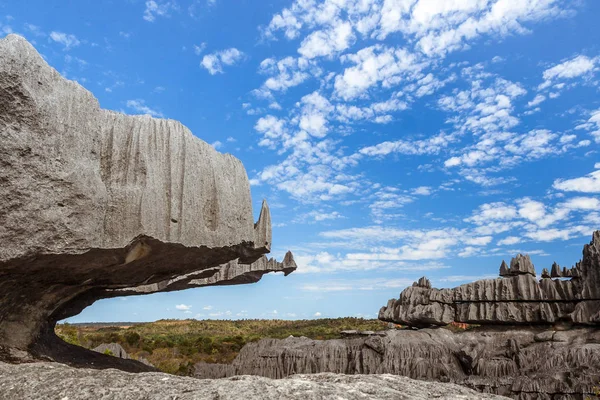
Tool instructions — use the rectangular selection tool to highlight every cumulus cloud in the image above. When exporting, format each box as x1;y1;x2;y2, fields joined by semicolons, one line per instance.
334;45;426;100
553;165;600;193
298;20;355;59
576;108;600;143
201;48;245;74
175;304;191;311
126;99;163;118
539;55;598;90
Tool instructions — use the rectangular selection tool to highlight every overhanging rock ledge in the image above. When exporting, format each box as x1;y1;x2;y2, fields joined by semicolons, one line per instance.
0;34;296;371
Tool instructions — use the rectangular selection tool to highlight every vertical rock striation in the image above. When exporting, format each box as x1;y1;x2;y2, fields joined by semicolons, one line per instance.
193;328;600;399
0;34;296;371
194;233;600;399
379;231;600;327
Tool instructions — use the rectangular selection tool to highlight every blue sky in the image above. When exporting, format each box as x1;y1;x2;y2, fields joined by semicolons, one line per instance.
2;0;600;322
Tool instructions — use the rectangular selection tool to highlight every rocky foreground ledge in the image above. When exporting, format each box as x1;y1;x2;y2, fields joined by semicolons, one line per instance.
0;362;508;400
0;33;295;371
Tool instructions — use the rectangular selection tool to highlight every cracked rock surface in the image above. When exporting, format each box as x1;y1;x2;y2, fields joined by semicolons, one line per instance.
0;362;509;400
0;34;296;371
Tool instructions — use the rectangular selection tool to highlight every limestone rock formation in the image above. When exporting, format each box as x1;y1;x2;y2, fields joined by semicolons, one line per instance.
193;328;600;399
92;343;154;367
0;34;296;371
93;343;129;359
0;362;510;400
379;231;600;327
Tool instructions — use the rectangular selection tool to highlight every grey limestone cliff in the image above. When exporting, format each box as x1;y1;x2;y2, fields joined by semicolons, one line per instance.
0;34;296;371
379;231;600;327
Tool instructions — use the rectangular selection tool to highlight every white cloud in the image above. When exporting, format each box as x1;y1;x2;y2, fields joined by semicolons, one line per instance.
467;195;598;241
24;23;44;37
412;186;432;196
576;108;600;143
302;278;414;292
211;140;223;149
296;210;343;223
561;196;600;210
314;312;322;316
553;166;600;193
203;305;213;310
378;0;570;56
265;0;569;60
49;31;80;50
254;115;288;149
194;42;207;55
465;202;518;225
143;0;178;22
334;45;426;100
126;99;163;118
539;55;597;89
359;131;457;157
175;304;191;311
201;48;245;74
497;236;521;246
257;56;318;94
523;226;591;242
527;94;546;108
294;247;452;274
298;20;355;59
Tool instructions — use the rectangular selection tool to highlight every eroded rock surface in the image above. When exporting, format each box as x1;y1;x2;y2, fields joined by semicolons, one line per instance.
92;343;129;359
379;232;600;327
0;34;296;371
194;328;600;399
0;362;509;400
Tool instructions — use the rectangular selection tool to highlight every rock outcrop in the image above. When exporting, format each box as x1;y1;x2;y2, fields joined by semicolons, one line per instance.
379;231;600;327
194;234;600;399
0;34;296;371
92;343;154;367
194;327;600;399
92;343;129;359
0;361;510;400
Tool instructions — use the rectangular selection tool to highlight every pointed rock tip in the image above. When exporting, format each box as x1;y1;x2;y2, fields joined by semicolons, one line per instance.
254;199;272;251
1;34;36;53
282;251;297;276
499;260;510;276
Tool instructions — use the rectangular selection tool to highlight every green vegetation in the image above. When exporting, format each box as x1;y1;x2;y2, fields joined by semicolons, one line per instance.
55;318;388;375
